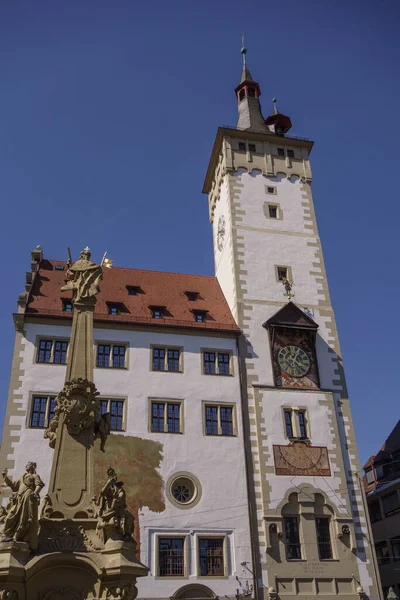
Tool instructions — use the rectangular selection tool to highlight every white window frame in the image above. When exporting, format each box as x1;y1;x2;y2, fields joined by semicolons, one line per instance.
282;407;310;441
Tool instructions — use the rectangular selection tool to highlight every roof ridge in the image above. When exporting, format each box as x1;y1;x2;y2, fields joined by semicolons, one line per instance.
46;259;217;279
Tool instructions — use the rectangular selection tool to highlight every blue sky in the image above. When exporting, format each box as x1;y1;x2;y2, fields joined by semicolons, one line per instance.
0;0;399;466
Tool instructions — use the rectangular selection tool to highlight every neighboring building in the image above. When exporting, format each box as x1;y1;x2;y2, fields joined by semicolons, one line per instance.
0;48;382;600
364;421;400;599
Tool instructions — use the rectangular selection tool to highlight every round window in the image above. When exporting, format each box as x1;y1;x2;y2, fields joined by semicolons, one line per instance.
167;472;202;509
172;478;195;504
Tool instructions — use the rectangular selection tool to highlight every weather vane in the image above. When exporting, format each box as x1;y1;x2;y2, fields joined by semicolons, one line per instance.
241;34;247;66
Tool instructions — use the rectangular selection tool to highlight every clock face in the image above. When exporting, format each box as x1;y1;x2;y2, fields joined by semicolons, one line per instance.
217;215;226;251
277;345;310;378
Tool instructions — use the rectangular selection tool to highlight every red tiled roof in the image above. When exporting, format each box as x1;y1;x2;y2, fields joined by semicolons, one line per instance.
25;260;240;334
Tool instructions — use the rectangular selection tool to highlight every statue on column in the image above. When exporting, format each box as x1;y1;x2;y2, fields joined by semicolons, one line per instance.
0;462;44;550
61;247;104;302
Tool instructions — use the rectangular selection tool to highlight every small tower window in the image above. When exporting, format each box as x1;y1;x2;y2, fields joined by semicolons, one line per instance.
248;143;256;153
287;149;295;158
248;87;256;98
238;142;246;151
277;267;288;281
269;205;278;219
277;148;285;157
267;186;276;194
239;89;245;101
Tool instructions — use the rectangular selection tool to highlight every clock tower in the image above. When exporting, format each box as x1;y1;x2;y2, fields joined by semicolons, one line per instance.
203;46;381;600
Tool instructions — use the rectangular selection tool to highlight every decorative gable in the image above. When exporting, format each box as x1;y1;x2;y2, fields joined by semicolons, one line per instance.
263;301;318;331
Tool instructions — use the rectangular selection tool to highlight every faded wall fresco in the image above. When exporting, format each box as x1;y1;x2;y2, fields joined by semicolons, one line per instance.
93;434;165;552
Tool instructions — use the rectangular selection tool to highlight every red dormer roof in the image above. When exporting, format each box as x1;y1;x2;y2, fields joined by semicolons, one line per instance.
24;260;240;334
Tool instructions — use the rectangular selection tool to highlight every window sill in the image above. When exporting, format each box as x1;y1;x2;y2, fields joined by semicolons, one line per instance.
205;433;237;438
36;362;67;366
197;575;228;580
95;366;128;370
150;431;183;435
151;370;183;374
202;373;233;377
155;576;188;580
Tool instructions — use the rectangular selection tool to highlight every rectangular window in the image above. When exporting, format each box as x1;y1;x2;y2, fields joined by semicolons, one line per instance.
203;351;232;376
198;538;224;576
185;291;199;302
152;347;182;372
204;404;235;436
54;341;68;364
287;149;295;158
126;285;139;295
238;142;246;151
284;410;293;438
382;492;400;517
365;469;375;484
248;143;256;153
391;537;400;561
277;266;288;281
316;517;332;560
38;339;52;363
30;395;56;428
375;541;390;565
96;344;126;369
151;307;164;319
269;205;278;219
369;500;382;523
150;400;182;434
98;398;125;431
284;517;301;560
108;304;120;316
277;147;285;157
267;186;276;194
37;339;69;364
158;537;185;577
284;408;308;440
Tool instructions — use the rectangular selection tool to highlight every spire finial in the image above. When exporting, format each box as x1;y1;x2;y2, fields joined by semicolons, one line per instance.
241;34;247;66
273;97;278;115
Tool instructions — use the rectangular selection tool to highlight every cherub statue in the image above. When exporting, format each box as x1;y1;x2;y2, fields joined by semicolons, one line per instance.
94;412;112;452
1;462;44;550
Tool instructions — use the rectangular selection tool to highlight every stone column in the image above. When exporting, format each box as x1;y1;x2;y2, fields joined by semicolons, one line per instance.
46;249;103;518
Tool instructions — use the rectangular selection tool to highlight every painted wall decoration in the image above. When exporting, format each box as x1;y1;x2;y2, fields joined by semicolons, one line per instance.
93;434;165;552
273;444;330;476
271;327;319;389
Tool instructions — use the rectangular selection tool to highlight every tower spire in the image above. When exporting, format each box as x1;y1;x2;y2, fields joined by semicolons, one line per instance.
235;39;267;132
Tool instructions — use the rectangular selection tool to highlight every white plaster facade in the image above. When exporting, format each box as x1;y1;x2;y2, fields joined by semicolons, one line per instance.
206;134;380;600
3;320;253;599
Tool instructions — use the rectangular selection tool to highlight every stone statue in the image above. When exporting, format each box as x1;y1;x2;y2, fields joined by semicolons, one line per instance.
94;412;112;452
95;469;134;544
61;247;103;303
0;462;44;550
43;413;59;448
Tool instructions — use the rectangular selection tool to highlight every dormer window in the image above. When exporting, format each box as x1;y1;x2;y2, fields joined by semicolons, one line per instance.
108;304;120;316
185;291;199;302
151;306;165;319
248;87;256;98
194;310;207;323
62;300;73;313
126;285;140;296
